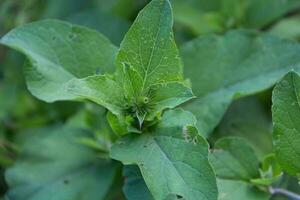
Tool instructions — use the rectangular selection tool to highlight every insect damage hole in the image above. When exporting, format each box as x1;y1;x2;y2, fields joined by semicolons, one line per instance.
182;125;198;145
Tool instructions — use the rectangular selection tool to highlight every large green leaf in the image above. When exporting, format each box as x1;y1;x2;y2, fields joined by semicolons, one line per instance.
111;109;218;200
123;165;153;200
210;137;260;181
181;30;300;136
272;71;300;175
0;19;118;102
217;179;269;200
5;126;118;200
66;0;194;124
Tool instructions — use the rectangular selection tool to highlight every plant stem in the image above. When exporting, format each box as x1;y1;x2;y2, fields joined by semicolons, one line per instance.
269;187;300;200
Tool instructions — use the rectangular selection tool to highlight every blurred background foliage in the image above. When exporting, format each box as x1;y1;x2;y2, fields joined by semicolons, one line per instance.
1;0;300;199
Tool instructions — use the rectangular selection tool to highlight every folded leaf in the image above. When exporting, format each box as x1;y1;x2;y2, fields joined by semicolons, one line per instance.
111;109;218;200
5;126;118;200
0;19;117;102
66;75;125;115
113;0;193;122
272;71;300;175
181;30;300;136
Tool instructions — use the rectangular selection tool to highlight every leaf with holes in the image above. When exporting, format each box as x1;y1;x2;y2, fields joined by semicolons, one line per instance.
111;109;218;200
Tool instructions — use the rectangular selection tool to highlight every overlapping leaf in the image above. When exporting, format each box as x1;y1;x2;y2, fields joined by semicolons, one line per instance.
0;0;193;127
212;97;273;160
210;137;269;200
181;30;300;136
66;0;194;123
111;109;217;200
210;137;260;181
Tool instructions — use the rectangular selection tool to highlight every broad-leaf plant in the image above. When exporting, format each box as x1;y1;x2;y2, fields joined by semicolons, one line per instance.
1;0;300;200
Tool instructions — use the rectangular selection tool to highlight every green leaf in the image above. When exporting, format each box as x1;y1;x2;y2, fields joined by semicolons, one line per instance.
170;0;300;35
67;75;125;115
210;137;260;181
0;19;117;102
181;30;300;136
170;0;224;35
272;71;300;175
217;179;269;200
244;0;300;29
212;138;270;200
212;97;273;161
66;0;193;125
115;0;193;120
111;109;218;200
269;14;300;41
123;165;153;200
5;126;118;200
250;154;282;186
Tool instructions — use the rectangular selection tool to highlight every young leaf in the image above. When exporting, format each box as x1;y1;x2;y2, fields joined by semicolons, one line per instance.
250;154;282;186
66;0;194;125
210;137;260;181
5;126;119;200
123;165;153;200
115;0;193;121
0;19;117;102
272;71;300;175
181;30;300;136
111;109;218;200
